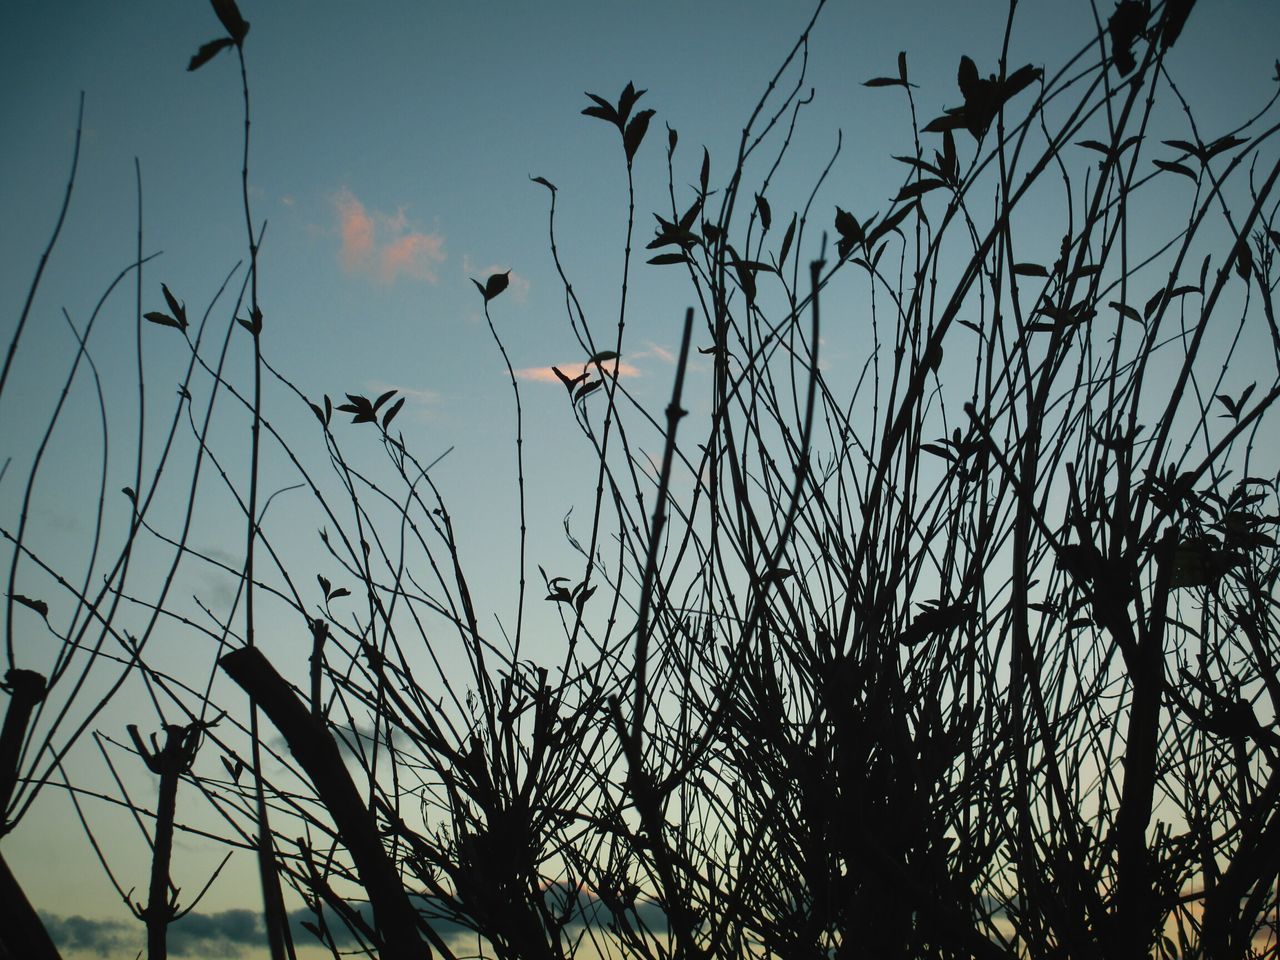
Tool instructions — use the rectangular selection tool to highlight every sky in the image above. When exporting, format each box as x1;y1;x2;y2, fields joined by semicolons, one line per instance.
3;1;1280;957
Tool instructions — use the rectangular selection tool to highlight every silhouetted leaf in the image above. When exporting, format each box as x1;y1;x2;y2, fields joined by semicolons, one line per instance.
221;756;244;783
373;390;396;412
616;82;645;126
575;379;603;402
530;175;556;192
1160;0;1197;50
1108;1;1147;76
1013;263;1049;277
940;129;958;180
1162;139;1201;156
1234;238;1253;282
337;394;377;424
648;253;688;266
923;112;967;134
1215;384;1254;421
777;213;797;267
624;109;655;163
868;201;916;246
667;124;678;155
145;311;187;331
898;50;909;83
12;594;49;619
1172;537;1242;588
188;36;235;71
309;402;326;424
551;366;585;394
1069;264;1102;280
210;0;249;42
1109;301;1142;322
678;197;703;232
833;207;863;260
922;443;957;462
318;575;331;598
1144;289;1165;320
754;193;771;232
958;55;980;101
1154;159;1198;181
864;77;907;88
236;305;262;335
1077;139;1111;154
382;396;406;429
474;271;511;303
895;155;943;178
328;587;351;601
574;584;596;614
1237;382;1255;409
699;148;710;196
589;351;619;366
900;602;976;646
945;55;1043;138
582;92;617;126
895;178;945;201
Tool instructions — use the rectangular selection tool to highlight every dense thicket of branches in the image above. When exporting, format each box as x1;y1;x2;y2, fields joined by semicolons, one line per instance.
4;1;1280;958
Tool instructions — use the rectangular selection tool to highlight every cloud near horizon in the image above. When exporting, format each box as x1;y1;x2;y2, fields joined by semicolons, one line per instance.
335;187;446;284
40;885;671;956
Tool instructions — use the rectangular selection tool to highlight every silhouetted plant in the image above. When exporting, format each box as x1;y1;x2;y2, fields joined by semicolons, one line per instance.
5;0;1280;959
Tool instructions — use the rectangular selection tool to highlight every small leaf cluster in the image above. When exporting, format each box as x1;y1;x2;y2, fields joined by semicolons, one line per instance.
550;351;619;406
331;390;405;430
144;283;189;332
582;82;655;165
922;56;1041;140
540;566;595;615
188;0;250;72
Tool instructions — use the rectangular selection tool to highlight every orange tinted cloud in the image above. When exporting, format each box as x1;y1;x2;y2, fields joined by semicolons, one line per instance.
380;233;446;283
334;188;445;284
336;188;374;267
515;359;641;382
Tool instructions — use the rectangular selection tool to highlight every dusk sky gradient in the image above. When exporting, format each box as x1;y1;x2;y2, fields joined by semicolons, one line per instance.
3;1;1279;956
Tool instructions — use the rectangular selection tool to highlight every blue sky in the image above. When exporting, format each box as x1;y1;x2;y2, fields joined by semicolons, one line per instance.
4;1;1280;956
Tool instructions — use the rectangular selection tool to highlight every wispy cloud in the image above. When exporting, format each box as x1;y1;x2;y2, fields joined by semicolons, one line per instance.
334;188;446;285
515;359;641;383
367;380;441;422
640;341;677;364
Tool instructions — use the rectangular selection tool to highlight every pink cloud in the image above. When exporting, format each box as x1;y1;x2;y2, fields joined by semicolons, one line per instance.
515;359;641;383
333;188;445;285
380;233;446;284
335;188;374;268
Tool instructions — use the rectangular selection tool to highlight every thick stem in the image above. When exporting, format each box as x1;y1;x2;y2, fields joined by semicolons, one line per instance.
0;669;47;831
0;853;62;960
220;647;429;960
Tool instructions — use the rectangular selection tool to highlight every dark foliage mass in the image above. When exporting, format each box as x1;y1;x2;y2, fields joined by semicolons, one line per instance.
5;0;1280;958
